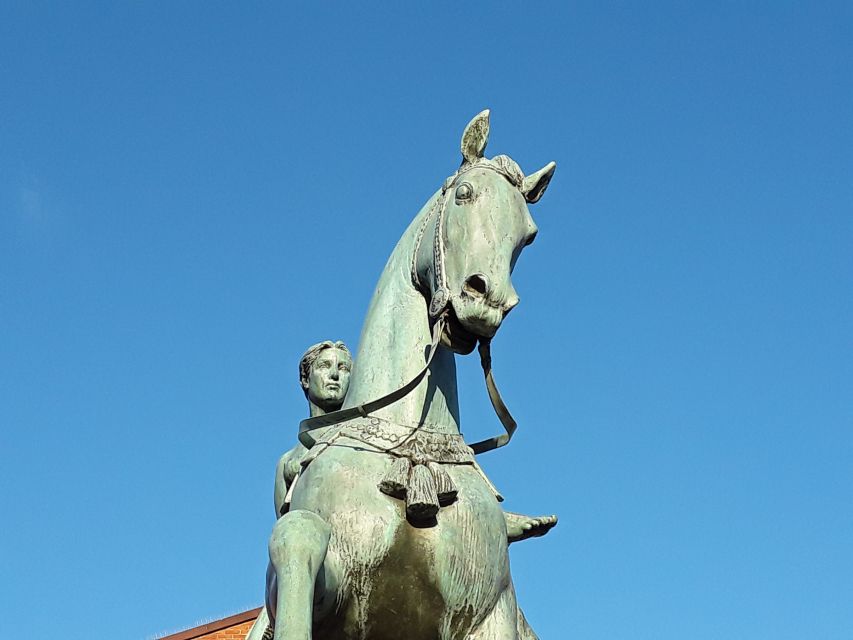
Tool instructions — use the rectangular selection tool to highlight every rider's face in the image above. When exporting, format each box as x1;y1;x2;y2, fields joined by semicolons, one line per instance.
307;348;352;411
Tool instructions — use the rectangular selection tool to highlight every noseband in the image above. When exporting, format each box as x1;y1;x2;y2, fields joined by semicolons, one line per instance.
298;164;520;455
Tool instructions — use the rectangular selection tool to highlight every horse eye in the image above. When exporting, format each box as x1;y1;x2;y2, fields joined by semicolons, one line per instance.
455;182;473;202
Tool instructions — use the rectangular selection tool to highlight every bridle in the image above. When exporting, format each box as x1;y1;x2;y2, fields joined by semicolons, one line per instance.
410;174;453;319
299;164;520;455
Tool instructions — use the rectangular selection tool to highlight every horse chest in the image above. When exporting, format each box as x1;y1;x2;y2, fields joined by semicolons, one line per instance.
329;501;508;640
295;440;510;637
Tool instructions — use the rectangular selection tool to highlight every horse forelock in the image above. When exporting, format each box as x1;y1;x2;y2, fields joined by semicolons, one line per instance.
488;155;525;188
450;155;525;192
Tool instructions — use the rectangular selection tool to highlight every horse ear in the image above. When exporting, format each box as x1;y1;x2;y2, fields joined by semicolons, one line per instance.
461;109;490;163
522;161;556;204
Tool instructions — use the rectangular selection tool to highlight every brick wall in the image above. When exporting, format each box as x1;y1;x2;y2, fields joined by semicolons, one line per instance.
159;607;262;640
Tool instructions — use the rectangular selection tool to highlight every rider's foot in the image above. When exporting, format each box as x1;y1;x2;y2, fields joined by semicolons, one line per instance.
505;512;558;544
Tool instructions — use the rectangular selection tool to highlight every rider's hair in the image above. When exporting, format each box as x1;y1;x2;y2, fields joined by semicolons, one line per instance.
298;341;352;397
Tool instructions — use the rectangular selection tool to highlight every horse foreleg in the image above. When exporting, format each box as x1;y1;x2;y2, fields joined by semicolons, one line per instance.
267;509;331;640
458;585;521;640
516;607;539;640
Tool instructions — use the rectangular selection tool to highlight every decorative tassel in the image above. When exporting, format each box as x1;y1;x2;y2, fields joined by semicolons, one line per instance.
406;463;440;521
429;462;458;506
378;456;411;499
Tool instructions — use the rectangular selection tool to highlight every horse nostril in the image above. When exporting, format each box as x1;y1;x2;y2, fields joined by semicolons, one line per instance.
463;274;489;298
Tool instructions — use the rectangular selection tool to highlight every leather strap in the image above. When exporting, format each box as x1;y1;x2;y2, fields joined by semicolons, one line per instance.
467;338;516;454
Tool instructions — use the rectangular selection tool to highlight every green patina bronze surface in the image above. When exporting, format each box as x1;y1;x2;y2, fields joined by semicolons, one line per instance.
247;110;558;640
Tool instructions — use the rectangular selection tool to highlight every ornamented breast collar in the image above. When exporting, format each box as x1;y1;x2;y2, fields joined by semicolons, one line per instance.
296;415;503;522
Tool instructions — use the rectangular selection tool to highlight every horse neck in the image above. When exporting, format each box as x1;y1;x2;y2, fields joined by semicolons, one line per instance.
344;191;461;435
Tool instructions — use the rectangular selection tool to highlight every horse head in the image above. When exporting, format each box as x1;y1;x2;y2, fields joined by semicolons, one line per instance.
414;110;556;354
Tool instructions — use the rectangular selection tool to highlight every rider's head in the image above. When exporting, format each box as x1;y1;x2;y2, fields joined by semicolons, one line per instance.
299;341;352;413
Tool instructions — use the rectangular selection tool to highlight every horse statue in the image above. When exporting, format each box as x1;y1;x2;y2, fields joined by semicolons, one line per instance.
257;110;556;640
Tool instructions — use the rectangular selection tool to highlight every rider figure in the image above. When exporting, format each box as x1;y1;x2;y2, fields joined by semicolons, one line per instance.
274;340;352;517
274;340;556;542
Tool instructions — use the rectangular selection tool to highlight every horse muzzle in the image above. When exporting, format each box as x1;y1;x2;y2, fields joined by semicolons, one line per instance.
443;291;514;354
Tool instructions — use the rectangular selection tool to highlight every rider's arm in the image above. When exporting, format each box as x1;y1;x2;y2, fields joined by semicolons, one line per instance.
274;443;309;517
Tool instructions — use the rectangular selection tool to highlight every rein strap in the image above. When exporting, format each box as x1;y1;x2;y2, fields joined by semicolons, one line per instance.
468;338;517;454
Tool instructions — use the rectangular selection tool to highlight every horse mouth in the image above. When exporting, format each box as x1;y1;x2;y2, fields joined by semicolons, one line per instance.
441;308;479;355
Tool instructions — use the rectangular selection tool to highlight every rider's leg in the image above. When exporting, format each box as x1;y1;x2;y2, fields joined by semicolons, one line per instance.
504;512;558;544
268;509;331;640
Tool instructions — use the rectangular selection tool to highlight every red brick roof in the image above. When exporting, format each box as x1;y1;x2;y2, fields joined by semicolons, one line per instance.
158;607;262;640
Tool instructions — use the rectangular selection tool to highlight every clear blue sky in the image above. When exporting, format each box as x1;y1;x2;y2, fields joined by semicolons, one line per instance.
1;3;851;639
